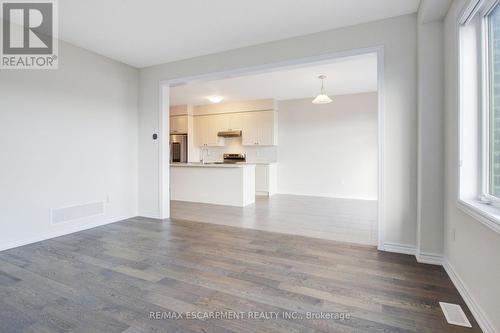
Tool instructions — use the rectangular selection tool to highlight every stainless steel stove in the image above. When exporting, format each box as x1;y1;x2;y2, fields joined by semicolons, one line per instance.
223;153;246;164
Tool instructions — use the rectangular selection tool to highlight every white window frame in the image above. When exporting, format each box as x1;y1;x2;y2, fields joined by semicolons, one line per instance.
482;0;500;203
481;0;500;204
458;0;500;234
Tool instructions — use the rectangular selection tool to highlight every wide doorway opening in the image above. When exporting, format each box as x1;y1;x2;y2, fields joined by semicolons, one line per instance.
160;49;382;247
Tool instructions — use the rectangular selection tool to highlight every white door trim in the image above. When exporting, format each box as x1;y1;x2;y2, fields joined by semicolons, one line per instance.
158;84;170;219
158;46;386;251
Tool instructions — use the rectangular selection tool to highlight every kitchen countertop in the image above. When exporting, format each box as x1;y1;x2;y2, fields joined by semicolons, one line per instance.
250;162;277;165
170;162;256;168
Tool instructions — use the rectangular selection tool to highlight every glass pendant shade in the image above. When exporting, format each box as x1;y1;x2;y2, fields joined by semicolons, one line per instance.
312;93;333;104
312;75;333;104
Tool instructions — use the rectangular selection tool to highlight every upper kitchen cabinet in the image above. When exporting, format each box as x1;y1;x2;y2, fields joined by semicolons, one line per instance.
218;112;244;132
194;115;223;147
192;99;278;147
241;111;278;146
170;115;188;134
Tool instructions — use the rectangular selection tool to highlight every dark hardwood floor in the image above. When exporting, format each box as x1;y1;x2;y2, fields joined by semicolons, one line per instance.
0;217;481;332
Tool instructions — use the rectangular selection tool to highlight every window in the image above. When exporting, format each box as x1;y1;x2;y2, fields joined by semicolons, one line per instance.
487;4;500;198
458;0;500;233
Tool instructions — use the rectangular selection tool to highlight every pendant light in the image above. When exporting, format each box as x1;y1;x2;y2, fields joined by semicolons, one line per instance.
312;75;333;104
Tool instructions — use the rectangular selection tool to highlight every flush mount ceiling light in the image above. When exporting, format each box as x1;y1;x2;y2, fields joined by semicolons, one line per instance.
207;95;224;103
312;75;333;104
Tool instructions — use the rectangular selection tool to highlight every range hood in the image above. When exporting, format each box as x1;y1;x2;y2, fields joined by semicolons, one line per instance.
217;130;242;138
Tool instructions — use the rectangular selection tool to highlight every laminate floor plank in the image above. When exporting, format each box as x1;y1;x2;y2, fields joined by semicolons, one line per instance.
171;195;378;245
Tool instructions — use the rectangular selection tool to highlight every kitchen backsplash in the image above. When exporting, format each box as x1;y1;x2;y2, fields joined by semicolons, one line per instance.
202;137;277;163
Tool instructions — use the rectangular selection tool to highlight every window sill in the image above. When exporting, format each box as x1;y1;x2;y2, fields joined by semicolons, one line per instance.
457;199;500;234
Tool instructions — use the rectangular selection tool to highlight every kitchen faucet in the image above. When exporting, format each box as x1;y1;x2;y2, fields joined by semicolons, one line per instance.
200;147;208;164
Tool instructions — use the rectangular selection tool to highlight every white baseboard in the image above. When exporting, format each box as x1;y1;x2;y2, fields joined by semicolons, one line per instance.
383;244;443;265
382;248;495;332
0;215;134;252
383;242;416;255
443;258;496;333
138;210;163;219
416;252;443;265
275;191;377;201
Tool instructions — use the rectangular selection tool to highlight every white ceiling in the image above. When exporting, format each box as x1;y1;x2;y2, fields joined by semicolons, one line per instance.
418;0;452;23
170;53;377;105
59;0;420;68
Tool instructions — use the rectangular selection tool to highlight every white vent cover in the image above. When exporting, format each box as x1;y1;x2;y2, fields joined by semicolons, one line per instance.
51;202;104;224
439;302;472;327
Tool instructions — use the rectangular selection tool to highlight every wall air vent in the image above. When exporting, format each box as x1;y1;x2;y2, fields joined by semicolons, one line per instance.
51;201;105;224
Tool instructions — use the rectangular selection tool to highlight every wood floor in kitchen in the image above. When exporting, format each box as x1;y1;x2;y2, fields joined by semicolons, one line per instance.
0;217;481;333
171;194;378;246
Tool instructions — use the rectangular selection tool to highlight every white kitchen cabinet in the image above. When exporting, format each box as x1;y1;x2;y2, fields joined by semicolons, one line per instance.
193;110;277;147
193;116;203;147
256;111;276;145
255;164;277;196
170;115;188;134
216;112;244;132
228;112;244;131
241;112;258;146
194;113;244;147
241;111;277;146
194;115;223;147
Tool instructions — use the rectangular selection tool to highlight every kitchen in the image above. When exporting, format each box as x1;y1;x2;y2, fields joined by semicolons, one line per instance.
167;55;378;246
169;99;278;207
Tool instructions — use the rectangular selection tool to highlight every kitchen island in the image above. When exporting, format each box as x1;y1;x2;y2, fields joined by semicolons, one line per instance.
170;163;256;207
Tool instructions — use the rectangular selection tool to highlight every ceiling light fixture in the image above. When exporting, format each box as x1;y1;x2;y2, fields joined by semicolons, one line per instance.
207;95;224;103
312;75;333;104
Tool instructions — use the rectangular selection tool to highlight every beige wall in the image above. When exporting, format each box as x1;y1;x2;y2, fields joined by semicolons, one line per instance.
139;14;418;249
444;1;500;331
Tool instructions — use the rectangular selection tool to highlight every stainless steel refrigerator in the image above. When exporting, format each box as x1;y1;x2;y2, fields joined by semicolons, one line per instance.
170;134;188;163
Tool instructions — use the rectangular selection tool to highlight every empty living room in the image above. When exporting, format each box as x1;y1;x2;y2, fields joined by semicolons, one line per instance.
1;0;499;332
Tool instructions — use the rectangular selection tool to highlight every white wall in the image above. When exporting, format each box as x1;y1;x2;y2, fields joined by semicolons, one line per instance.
0;41;139;250
139;14;418;248
276;94;377;200
417;19;445;256
444;1;500;331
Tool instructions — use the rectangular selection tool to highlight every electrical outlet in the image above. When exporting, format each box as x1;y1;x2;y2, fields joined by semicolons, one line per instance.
106;194;111;204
